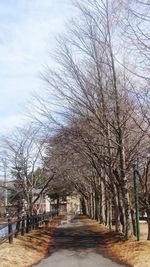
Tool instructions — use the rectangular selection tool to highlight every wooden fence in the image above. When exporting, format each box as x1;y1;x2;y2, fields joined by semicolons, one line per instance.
0;211;56;244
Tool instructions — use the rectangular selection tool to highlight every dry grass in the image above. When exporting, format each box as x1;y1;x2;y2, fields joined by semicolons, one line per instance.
0;218;7;224
0;216;63;267
80;217;150;267
0;216;150;267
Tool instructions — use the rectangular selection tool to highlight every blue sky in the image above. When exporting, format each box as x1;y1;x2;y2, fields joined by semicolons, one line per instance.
0;0;73;134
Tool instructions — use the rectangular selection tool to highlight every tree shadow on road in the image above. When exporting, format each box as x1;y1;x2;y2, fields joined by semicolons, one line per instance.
48;217;129;266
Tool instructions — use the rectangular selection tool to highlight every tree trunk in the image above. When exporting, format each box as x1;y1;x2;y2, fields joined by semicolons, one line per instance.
113;187;121;232
146;208;150;240
105;199;109;227
119;144;130;239
108;197;112;229
81;197;87;215
91;191;94;219
100;180;106;224
131;209;136;236
95;191;99;221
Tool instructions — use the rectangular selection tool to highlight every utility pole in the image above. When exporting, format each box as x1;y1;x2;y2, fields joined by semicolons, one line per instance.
4;162;8;208
3;159;8;214
133;164;140;241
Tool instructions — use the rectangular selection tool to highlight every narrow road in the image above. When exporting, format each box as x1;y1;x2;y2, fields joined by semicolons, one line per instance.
33;216;126;267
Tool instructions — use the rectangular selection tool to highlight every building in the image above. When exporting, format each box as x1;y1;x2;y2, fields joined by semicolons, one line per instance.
50;194;81;215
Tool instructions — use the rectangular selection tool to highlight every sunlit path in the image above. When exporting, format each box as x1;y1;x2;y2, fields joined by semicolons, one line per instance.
33;216;126;267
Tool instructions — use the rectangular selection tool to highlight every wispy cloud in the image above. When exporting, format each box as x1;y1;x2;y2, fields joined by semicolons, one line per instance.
0;114;29;135
0;0;73;132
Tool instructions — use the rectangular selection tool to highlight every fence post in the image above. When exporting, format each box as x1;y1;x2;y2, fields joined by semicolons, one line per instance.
21;216;25;236
50;212;52;222
35;215;37;228
26;214;30;233
8;218;13;244
40;214;42;225
39;214;42;226
35;215;38;228
37;214;40;226
30;216;33;230
15;217;21;237
32;215;35;229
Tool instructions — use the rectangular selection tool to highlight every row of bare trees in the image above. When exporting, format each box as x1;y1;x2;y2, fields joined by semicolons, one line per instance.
0;0;150;240
38;0;150;240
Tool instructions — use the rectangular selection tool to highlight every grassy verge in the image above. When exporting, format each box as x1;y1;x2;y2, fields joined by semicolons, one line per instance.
81;216;150;267
0;216;63;267
0;215;150;267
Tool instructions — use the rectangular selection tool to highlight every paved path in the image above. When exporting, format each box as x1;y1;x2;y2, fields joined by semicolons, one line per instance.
33;216;126;267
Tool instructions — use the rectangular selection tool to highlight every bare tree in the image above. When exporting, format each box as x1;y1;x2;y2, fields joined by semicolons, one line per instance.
30;0;150;240
0;125;55;215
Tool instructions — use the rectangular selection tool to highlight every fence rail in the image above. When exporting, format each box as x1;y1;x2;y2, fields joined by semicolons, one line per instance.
0;211;57;244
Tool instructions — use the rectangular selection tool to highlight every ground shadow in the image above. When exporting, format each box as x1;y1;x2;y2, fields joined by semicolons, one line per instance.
47;217;130;266
19;216;63;254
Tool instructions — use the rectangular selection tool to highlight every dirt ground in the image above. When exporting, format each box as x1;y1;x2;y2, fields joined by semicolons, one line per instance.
0;216;150;267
